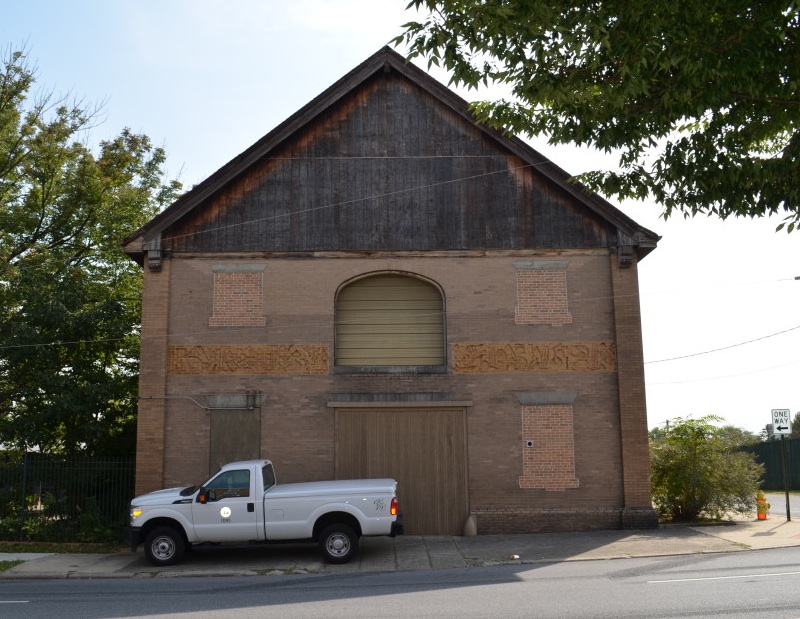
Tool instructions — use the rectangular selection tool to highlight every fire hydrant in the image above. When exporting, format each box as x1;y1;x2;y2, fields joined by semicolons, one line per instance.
756;490;770;520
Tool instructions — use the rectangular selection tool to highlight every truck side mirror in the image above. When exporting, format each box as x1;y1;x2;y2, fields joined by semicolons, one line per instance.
197;488;216;504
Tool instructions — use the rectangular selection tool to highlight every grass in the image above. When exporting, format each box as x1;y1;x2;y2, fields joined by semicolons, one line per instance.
0;560;23;573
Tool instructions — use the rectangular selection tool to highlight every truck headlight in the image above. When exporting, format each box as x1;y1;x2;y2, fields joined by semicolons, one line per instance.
130;506;142;519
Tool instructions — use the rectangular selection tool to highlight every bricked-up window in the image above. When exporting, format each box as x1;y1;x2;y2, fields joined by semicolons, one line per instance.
514;260;572;326
209;264;267;327
519;404;580;491
335;273;445;367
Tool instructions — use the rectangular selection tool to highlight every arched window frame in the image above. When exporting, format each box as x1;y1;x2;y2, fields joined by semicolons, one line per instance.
333;271;447;373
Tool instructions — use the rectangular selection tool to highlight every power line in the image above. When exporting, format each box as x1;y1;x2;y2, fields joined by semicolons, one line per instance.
3;155;798;365
159;160;541;246
1;157;547;277
3;308;799;363
645;324;800;364
648;358;800;384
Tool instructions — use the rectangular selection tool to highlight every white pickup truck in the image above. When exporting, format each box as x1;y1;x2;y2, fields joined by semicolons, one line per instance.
129;459;403;566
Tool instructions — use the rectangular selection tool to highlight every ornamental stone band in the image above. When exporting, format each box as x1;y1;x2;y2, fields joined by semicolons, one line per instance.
452;342;616;373
167;345;329;375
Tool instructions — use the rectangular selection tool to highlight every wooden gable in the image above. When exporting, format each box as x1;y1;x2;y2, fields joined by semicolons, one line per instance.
124;47;658;263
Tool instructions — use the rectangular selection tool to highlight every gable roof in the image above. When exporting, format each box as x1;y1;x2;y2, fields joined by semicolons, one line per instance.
123;46;659;263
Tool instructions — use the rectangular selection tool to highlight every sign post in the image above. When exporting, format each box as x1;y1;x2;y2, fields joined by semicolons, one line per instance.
771;409;792;521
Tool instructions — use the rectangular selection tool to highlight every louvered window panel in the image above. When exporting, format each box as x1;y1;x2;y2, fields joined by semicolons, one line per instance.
335;274;444;366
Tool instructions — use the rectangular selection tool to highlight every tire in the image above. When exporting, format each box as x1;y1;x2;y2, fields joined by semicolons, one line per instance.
318;523;358;564
144;526;185;566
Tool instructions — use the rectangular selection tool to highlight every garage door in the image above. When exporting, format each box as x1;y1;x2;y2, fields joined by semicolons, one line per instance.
335;407;468;535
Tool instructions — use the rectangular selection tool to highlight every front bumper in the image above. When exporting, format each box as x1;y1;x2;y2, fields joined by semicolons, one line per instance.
128;526;143;551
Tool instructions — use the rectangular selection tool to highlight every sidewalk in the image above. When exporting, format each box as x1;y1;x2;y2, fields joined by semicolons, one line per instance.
3;509;800;579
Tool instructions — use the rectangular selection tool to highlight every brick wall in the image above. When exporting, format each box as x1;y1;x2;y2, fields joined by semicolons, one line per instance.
610;254;658;528
474;507;623;533
135;259;171;495
133;249;652;532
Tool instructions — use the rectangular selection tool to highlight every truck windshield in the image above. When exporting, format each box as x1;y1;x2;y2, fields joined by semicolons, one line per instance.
262;464;276;492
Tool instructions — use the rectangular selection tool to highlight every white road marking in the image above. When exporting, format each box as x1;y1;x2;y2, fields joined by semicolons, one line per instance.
649;571;800;584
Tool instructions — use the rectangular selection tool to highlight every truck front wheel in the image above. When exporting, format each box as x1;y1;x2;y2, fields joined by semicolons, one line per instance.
144;526;185;566
319;523;358;564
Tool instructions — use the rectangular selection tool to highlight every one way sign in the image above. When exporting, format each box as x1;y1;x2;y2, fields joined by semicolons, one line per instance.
772;409;792;435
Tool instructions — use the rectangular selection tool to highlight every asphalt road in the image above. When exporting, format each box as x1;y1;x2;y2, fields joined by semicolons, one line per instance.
766;491;800;519
4;546;800;618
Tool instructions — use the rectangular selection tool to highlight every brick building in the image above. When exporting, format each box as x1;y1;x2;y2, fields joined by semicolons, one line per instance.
123;47;660;535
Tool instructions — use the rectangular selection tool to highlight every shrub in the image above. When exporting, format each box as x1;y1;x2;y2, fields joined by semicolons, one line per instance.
650;416;763;521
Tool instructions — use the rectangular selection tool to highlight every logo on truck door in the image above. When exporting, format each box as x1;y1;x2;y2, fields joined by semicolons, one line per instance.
220;506;232;519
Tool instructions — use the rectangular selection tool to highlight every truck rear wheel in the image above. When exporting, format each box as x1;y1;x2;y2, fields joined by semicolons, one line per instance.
319;523;358;564
144;526;185;566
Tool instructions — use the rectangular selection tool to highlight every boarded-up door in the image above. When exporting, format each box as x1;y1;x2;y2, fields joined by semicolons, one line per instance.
209;409;261;475
335;407;468;535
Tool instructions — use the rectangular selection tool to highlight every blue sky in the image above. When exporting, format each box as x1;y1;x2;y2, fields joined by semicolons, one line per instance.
4;0;799;434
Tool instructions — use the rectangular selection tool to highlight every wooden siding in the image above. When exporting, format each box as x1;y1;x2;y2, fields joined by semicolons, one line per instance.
165;71;612;254
335;274;444;366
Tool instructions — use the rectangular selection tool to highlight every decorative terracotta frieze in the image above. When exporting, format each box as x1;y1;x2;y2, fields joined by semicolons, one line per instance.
167;345;328;375
452;342;616;373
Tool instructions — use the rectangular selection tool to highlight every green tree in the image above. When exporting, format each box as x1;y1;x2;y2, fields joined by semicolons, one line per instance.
717;425;760;447
398;1;800;229
0;47;181;455
656;423;759;447
648;426;668;442
789;411;800;439
650;416;763;521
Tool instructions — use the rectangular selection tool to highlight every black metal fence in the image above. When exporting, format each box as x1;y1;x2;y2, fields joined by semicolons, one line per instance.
0;453;135;543
744;438;800;491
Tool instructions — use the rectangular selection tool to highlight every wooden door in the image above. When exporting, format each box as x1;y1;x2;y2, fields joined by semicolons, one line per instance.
335;407;468;535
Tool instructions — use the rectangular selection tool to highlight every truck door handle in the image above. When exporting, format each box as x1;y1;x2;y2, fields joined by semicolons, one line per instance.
247;502;254;512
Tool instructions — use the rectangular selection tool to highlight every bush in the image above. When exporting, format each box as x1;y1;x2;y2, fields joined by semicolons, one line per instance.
650;416;764;522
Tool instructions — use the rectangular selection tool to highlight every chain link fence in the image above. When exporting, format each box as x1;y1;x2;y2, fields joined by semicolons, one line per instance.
0;453;135;543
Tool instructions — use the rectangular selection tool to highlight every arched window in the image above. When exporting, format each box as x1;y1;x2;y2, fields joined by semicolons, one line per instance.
335;273;445;367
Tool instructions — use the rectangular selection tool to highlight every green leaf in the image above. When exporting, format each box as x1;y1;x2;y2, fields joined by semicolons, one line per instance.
400;0;800;226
